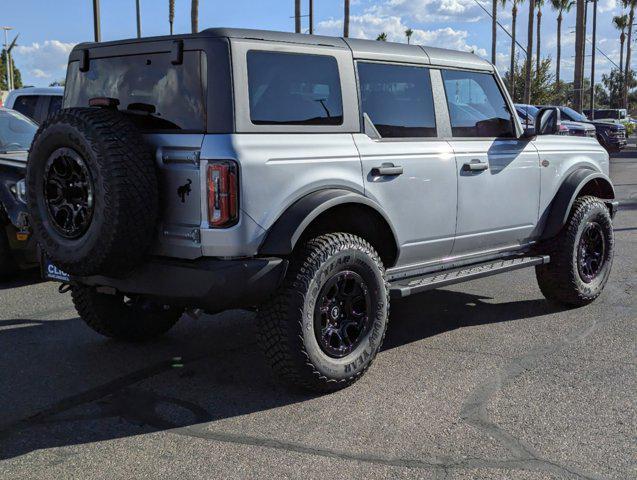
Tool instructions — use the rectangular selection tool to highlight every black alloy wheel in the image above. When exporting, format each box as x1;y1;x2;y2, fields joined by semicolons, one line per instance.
43;147;94;239
577;221;606;283
314;270;372;358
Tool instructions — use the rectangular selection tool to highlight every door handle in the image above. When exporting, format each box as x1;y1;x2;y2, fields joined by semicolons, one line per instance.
462;160;489;172
371;164;403;176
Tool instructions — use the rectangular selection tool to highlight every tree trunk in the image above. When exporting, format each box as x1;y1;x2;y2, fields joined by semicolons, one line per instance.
169;0;175;35
536;7;542;76
574;0;585;112
510;5;518;98
191;0;198;34
524;0;536;104
620;32;625;75
344;0;350;38
295;0;301;33
624;7;634;109
491;0;497;65
556;12;562;85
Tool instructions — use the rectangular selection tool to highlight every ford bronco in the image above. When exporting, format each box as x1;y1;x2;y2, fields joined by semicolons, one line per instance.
26;29;618;392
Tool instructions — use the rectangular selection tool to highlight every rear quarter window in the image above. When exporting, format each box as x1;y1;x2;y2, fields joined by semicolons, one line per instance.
247;51;343;126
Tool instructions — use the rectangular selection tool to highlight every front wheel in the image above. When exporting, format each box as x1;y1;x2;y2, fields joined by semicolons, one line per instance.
536;196;614;307
71;286;183;341
257;233;389;392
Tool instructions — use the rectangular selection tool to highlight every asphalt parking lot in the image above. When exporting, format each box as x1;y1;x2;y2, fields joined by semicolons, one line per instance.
0;154;635;480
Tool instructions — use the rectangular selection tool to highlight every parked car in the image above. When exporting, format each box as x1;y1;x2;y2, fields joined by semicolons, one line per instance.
0;108;38;278
537;105;627;153
515;104;596;137
27;29;617;391
583;108;627;122
4;87;64;124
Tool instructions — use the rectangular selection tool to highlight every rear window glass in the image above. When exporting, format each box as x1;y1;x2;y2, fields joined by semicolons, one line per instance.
12;95;39;120
247;51;343;126
64;51;207;131
358;62;436;138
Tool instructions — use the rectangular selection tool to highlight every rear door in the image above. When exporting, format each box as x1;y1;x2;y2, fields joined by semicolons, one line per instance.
441;69;541;256
354;62;457;266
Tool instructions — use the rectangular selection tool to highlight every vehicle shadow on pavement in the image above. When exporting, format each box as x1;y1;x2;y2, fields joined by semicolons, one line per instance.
0;269;43;291
0;288;563;461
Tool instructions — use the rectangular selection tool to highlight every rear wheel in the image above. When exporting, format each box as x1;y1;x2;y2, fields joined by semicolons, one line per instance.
71;285;183;341
257;233;389;392
536;196;614;307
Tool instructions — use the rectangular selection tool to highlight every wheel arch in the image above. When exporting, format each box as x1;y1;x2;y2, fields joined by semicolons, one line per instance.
258;189;400;267
541;168;616;240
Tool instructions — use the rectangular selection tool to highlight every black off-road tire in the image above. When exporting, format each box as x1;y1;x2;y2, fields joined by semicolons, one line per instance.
257;233;389;392
71;285;183;341
0;228;18;279
26;108;159;277
536;196;614;307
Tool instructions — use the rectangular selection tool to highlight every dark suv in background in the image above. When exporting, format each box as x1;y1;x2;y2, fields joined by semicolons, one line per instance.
537;105;627;153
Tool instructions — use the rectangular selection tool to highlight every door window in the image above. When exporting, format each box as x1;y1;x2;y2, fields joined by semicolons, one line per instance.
247;51;343;126
12;95;39;121
357;62;436;138
442;70;514;138
48;96;63;118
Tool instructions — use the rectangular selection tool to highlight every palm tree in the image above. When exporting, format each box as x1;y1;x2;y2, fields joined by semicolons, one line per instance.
405;28;413;44
295;0;301;33
491;0;507;65
376;33;388;42
573;0;585;111
509;0;525;97
344;0;350;37
169;0;175;35
622;0;636;109
524;0;536;103
535;0;545;75
191;0;199;33
551;0;574;85
614;14;629;76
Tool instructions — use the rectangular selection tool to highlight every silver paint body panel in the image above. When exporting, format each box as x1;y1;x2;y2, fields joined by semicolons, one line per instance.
141;30;610;268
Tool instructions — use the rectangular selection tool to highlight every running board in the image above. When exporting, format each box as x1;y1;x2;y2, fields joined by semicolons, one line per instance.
389;255;550;299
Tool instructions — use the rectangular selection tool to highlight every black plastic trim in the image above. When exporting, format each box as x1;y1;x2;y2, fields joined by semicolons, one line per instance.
259;188;399;257
74;257;288;313
541;168;616;240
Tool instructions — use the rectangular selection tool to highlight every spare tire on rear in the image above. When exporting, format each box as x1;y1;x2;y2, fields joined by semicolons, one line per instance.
26;107;159;277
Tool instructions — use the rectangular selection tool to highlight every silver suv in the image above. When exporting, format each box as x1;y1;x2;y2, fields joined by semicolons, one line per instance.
26;29;618;391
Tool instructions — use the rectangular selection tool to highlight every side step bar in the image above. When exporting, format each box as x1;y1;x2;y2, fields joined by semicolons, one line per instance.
389;255;550;299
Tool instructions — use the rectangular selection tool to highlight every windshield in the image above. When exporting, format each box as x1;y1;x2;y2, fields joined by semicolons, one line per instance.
561;107;588;122
0;109;37;153
517;105;539;117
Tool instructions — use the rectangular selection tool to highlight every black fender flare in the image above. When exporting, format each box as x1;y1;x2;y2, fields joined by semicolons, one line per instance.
259;188;399;256
540;168;616;240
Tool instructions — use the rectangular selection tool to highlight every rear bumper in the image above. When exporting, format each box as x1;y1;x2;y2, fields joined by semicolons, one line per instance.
75;257;288;313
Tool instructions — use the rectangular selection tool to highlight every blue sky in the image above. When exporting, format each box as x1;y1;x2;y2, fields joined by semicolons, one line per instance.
4;0;628;88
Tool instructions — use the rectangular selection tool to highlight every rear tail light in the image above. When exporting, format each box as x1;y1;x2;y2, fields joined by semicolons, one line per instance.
558;124;569;135
207;161;238;228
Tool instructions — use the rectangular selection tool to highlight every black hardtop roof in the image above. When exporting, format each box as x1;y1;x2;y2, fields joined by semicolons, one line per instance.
71;27;492;71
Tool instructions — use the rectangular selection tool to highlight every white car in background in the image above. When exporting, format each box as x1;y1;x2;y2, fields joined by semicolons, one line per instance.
4;87;64;124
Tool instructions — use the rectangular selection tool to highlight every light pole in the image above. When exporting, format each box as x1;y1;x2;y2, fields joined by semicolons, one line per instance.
589;0;597;118
2;26;13;91
136;0;142;38
92;0;101;42
309;0;313;35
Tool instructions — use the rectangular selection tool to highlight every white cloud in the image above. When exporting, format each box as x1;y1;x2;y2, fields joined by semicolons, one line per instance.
318;13;486;57
373;0;485;23
13;40;76;85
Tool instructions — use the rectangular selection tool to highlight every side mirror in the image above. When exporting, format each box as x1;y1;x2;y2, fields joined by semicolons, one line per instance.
535;107;561;135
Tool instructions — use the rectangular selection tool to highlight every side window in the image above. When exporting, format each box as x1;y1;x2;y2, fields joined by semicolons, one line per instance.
441;70;514;138
12;95;39;121
357;62;436;138
247;51;343;126
48;96;63;118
